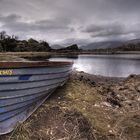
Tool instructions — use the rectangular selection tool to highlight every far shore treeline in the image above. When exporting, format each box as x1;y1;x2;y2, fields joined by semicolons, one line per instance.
0;31;51;52
0;31;80;52
0;31;140;53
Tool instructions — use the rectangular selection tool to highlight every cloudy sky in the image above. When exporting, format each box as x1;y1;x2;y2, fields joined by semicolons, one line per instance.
0;0;140;46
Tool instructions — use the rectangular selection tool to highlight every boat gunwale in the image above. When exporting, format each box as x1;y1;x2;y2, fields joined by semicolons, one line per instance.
0;69;71;77
0;61;73;68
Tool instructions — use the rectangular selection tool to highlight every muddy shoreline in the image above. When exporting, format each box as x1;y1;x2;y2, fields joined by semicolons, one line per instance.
73;70;124;84
0;70;140;140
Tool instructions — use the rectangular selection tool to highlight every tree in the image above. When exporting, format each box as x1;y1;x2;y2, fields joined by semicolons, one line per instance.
0;31;6;40
0;31;53;52
39;41;51;51
66;44;79;51
0;43;3;52
28;38;39;44
57;44;80;52
27;38;40;51
0;31;18;51
2;37;17;52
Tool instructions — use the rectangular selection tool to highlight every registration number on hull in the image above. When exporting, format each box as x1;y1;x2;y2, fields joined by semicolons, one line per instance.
0;70;13;75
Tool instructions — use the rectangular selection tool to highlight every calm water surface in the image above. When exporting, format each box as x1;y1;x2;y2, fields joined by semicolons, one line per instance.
50;54;140;77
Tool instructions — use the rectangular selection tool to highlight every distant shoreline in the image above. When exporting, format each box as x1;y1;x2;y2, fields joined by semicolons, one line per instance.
0;51;140;56
0;51;140;61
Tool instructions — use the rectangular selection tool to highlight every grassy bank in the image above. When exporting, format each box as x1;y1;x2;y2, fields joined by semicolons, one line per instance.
0;71;140;140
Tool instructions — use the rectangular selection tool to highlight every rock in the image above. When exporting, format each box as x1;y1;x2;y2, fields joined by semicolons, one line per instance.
107;97;122;107
94;104;100;107
91;81;96;85
79;75;84;81
101;102;112;107
135;85;140;92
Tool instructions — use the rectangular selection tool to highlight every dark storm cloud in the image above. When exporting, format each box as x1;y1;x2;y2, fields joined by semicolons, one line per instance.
0;14;20;24
0;0;140;45
0;14;73;33
82;23;125;35
82;22;140;38
108;0;140;11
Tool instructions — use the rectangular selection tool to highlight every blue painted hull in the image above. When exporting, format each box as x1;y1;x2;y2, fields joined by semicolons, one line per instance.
0;61;73;135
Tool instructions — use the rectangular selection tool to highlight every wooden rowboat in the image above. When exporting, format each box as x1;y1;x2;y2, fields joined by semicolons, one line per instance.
0;61;73;135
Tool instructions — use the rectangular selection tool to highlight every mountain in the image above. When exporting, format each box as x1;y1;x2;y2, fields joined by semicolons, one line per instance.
80;41;123;50
51;44;64;49
57;44;80;52
124;39;140;44
81;39;140;50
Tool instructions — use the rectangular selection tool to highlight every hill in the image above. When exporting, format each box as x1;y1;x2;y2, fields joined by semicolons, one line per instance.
56;44;81;52
81;41;122;50
51;44;64;49
81;39;140;50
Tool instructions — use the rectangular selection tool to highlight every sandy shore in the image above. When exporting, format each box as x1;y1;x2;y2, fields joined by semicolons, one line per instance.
0;70;140;140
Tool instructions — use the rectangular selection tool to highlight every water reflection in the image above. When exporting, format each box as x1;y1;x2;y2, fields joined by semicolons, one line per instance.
50;54;140;77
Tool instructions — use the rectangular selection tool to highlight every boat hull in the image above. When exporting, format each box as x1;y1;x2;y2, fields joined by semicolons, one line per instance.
0;62;73;135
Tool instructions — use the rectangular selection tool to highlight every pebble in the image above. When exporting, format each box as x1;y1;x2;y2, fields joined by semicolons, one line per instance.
102;102;112;107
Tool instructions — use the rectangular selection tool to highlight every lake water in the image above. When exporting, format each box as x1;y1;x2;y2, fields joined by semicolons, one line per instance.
50;54;140;77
